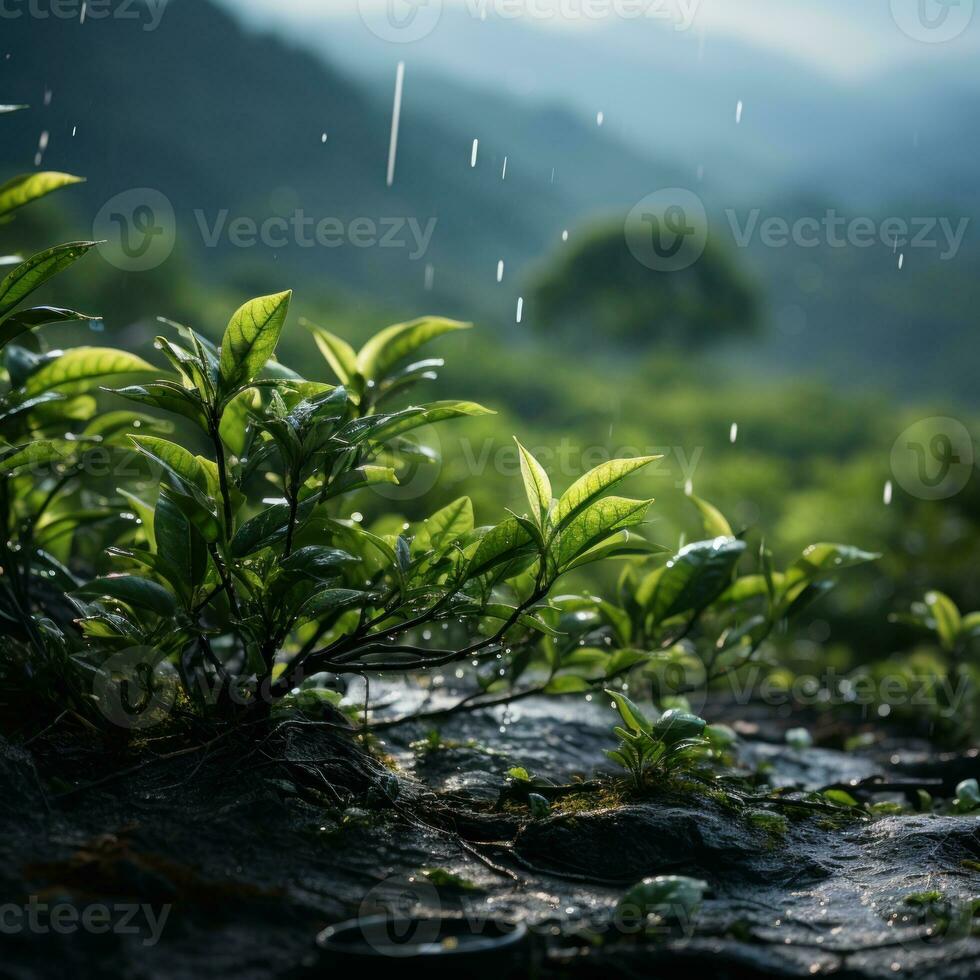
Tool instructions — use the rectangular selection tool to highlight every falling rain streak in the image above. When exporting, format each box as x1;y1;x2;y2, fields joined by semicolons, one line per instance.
386;61;405;188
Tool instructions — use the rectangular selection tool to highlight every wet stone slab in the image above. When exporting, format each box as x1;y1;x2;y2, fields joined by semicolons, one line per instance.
1;691;978;979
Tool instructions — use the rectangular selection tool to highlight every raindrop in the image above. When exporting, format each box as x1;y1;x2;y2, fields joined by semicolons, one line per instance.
883;480;893;506
730;422;738;444
351;511;363;523
470;138;479;168
496;259;504;283
501;156;508;180
516;297;524;323
898;253;905;270
561;229;569;242
386;61;405;188
596;111;604;126
320;132;328;143
735;100;744;124
424;263;435;291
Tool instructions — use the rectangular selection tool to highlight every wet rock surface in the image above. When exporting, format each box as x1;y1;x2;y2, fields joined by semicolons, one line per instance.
1;690;978;979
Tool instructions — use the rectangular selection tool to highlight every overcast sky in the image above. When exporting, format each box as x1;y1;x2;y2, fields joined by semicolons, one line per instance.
226;0;970;78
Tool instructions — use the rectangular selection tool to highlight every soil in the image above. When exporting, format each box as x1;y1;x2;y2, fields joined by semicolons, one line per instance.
1;685;978;979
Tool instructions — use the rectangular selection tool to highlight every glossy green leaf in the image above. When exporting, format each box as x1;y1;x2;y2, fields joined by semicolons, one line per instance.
466;518;534;580
218;290;292;391
73;575;176;617
356;317;470;381
111;382;210;430
648;537;746;625
0;439;74;474
687;491;733;537
154;487;208;600
413;496;473;556
25;347;154;396
554;456;660;531
0;241;96;320
554;496;652;570
515;438;552;527
0;172;84;220
305;321;358;386
605;689;652;734
925;590;961;651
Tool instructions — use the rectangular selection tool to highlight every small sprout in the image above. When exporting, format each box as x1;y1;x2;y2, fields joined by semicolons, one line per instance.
507;766;531;783
868;801;905;817
705;723;737;748
654;708;708;746
422;868;478;891
747;810;788;834
905;890;943;907
528;793;550;818
953;778;980;814
785;727;813;751
823;789;860;808
617;875;708;926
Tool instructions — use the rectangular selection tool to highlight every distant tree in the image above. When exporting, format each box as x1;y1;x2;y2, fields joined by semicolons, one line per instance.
531;219;760;350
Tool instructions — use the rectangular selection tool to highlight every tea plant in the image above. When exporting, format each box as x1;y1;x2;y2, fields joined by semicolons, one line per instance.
57;299;665;725
604;689;708;790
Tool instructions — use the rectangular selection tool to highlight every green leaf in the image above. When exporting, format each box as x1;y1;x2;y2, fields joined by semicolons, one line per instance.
605;689;652;734
117;489;156;550
361;400;493;444
515;438;552;527
0;439;74;474
356;317;470;381
0;242;97;320
544;675;591;694
554;456;661;531
785;543;880;587
298;588;373;621
0;172;84;220
130;436;219;539
305;321;358;386
229;497;318;557
25;348;154;396
130;435;207;495
466;518;535;580
413;496;473;556
323;465;399;499
962;611;980;638
648;537;747;625
154;487;208;600
218;290;292;391
73;575;176;617
687;492;733;537
0;306;94;349
925;590;962;651
111;382;210;431
554;496;652;570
